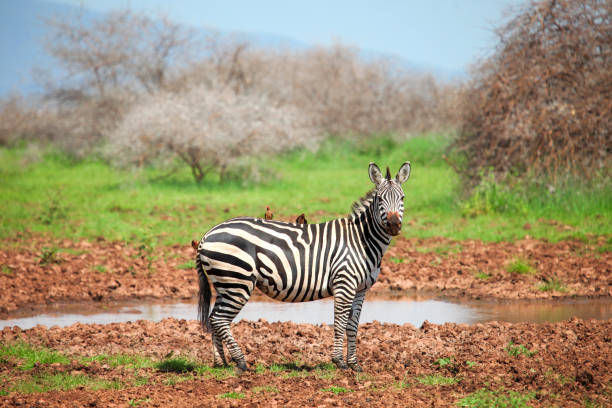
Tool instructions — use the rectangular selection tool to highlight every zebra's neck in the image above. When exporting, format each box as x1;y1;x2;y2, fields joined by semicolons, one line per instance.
349;192;392;259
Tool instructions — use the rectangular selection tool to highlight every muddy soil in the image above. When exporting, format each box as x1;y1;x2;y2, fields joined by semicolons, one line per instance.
1;236;610;316
1;318;610;407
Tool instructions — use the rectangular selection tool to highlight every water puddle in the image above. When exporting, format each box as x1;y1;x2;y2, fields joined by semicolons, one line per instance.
2;294;611;330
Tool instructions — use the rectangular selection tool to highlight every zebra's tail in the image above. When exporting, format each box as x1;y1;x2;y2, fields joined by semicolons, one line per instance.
196;250;212;333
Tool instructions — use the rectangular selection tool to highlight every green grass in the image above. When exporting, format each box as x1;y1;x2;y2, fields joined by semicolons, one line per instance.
506;257;535;275
320;386;351;394
81;353;156;369
155;357;197;373
252;385;279;394
218;391;245;399
457;388;535;407
474;271;490;280
177;260;196;269
0;342;70;370
5;373;122;394
505;341;536;357
537;277;568;292
417;374;460;386
1;134;610;246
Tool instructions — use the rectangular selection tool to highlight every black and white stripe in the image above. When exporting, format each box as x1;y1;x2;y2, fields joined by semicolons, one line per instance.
196;162;411;371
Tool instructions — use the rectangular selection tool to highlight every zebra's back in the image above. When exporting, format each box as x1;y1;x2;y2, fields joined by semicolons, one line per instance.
199;217;347;302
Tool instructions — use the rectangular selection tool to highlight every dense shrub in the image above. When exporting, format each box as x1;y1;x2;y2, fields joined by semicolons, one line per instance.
450;0;611;187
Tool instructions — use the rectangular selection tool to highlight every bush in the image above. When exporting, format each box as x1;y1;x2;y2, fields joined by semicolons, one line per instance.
450;0;611;187
108;85;320;183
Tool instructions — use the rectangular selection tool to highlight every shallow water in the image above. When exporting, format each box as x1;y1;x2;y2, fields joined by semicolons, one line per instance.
1;294;611;330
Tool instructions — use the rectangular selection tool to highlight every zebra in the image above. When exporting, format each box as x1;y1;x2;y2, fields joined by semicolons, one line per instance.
195;161;411;372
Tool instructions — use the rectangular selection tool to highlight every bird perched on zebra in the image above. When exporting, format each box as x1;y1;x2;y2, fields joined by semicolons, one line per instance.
194;161;410;372
295;213;307;224
264;206;273;220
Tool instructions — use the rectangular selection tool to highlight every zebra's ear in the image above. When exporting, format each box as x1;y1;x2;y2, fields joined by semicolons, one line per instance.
395;161;411;184
368;162;383;185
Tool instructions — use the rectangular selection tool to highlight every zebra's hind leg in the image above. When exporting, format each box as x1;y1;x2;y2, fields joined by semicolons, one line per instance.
210;296;228;367
346;290;366;372
209;290;251;372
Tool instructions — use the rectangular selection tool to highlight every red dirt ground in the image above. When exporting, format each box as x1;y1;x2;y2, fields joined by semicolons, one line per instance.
1;236;610;316
1;318;610;407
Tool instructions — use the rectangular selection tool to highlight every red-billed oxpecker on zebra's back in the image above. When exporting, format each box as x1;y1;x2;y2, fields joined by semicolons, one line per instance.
195;162;411;372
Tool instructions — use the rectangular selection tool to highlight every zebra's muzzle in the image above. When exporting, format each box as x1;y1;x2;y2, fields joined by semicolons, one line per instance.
387;212;402;236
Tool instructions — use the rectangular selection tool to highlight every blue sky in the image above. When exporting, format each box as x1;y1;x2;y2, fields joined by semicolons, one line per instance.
53;0;521;75
0;0;523;95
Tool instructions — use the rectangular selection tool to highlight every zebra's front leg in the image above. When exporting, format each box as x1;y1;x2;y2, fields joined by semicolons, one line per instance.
346;290;366;372
331;286;355;369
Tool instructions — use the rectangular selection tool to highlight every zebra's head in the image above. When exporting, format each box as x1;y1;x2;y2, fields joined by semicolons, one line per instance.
368;162;411;236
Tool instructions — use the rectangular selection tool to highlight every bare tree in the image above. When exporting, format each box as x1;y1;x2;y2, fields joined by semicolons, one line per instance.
43;9;196;98
108;85;320;183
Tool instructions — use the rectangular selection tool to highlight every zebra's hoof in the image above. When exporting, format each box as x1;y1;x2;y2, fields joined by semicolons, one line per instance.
235;361;248;372
348;362;363;372
332;357;348;370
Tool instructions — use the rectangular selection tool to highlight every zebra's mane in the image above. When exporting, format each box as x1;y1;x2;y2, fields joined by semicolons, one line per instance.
350;188;376;217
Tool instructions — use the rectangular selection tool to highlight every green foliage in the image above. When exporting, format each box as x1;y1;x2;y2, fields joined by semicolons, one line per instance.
466;361;478;368
5;373;122;394
474;272;490;280
505;341;536;357
1;265;13;275
162;374;192;385
0;342;69;370
461;171;527;217
156;357;197;373
218;391;245;399
128;398;151;407
194;365;235;380
177;259;196;269
435;357;453;367
506;258;534;275
456;388;535;407
82;354;155;369
537;277;568;292
320;386;351;394
39;247;62;266
417;374;459;386
252;385;278;394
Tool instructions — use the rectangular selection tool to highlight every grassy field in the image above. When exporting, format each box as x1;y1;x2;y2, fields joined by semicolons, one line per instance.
0;134;610;247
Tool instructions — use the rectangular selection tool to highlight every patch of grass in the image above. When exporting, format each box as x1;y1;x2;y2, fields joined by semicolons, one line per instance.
417;374;459;386
163;374;192;386
537;277;568;292
156;357;197;373
132;376;149;387
252;385;278;394
505;341;536;357
6;373;123;394
506;257;535;275
473;271;489;280
393;372;411;389
390;256;404;264
82;354;156;369
39;247;62;265
177;259;196;269
93;264;107;273
0;265;13;275
0;342;69;370
320;386;351;394
544;369;574;385
465;361;478;368
194;365;235;380
218;391;245;399
457;387;535;407
435;357;453;367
